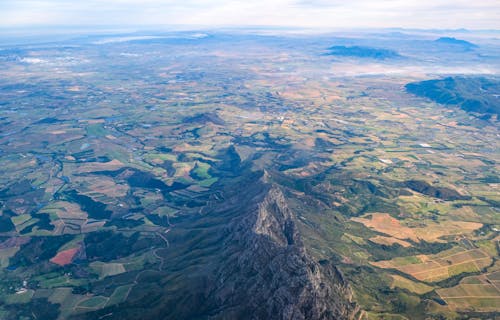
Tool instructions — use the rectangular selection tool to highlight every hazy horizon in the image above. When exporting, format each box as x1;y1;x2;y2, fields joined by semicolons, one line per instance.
1;0;499;31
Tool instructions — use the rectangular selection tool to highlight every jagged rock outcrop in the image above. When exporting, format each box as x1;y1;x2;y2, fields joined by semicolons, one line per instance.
208;184;360;320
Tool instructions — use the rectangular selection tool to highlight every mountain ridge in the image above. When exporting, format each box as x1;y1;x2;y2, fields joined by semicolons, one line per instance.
74;174;360;319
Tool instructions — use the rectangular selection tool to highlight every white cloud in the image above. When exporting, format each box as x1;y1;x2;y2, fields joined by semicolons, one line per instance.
0;0;499;29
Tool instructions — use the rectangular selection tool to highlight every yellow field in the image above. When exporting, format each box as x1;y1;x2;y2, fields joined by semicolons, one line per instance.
90;262;126;279
369;236;412;248
74;159;125;173
78;176;129;199
435;265;500;312
351;213;482;243
390;275;434;294
372;247;493;282
40;201;87;220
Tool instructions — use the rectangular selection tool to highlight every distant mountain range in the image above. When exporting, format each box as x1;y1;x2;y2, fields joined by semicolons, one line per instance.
434;37;478;50
406;77;500;118
325;46;401;60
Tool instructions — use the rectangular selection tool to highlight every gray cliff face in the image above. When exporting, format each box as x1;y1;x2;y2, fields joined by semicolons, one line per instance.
209;184;360;320
254;186;299;247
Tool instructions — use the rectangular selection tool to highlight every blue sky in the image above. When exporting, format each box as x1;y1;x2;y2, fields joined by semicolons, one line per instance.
1;0;499;30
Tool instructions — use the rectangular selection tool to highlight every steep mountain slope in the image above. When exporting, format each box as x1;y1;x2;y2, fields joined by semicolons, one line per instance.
75;172;360;320
405;77;500;118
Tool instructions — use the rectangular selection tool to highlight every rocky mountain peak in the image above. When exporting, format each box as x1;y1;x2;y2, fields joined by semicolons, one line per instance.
254;186;300;247
209;182;362;320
